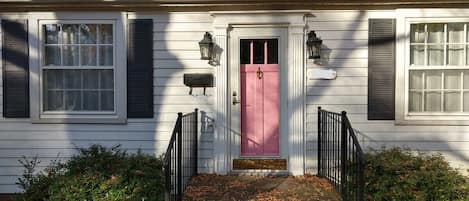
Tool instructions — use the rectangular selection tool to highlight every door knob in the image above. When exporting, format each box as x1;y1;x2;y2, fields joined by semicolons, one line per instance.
232;91;241;105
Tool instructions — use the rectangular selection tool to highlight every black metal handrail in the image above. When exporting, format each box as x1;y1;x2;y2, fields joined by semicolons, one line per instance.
164;109;198;201
317;107;365;201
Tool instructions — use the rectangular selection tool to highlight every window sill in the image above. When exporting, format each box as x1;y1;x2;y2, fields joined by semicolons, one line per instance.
396;115;469;126
32;114;127;124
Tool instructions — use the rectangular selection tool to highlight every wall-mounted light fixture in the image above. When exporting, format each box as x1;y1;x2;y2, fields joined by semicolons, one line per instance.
306;31;323;59
199;32;214;60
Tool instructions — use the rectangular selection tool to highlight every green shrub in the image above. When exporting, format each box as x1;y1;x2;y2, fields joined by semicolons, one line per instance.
364;147;469;201
16;144;165;201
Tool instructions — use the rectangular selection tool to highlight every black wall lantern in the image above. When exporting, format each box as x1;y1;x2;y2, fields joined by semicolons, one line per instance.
306;31;323;59
199;32;214;60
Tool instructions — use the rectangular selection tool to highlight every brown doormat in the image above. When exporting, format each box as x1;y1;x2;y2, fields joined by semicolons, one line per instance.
233;159;287;170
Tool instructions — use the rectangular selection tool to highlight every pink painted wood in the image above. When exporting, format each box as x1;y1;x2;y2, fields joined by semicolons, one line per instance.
240;40;279;156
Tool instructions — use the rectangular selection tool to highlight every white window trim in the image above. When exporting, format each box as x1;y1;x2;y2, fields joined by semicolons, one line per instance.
396;9;469;125
29;12;127;124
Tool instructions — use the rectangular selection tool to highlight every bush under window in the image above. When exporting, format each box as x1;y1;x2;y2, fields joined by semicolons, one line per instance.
16;144;165;201
364;148;469;201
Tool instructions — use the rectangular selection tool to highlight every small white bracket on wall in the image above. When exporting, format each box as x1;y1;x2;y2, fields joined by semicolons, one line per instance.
308;69;337;80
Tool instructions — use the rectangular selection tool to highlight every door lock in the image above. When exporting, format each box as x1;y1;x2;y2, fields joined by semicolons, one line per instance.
232;91;241;105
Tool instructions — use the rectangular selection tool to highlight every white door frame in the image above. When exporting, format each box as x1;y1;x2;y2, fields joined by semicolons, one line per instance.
229;26;288;164
211;10;309;175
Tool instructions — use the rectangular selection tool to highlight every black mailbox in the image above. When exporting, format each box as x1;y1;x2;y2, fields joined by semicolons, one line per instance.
183;73;213;95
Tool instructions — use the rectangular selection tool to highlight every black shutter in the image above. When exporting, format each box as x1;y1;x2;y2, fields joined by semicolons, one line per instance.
127;19;153;118
2;19;29;118
368;19;396;120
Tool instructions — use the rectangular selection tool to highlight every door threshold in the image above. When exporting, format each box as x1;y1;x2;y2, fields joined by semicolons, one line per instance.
230;170;290;176
239;155;282;159
233;158;287;170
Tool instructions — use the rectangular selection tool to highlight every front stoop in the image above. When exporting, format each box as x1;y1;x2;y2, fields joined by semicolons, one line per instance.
233;159;287;170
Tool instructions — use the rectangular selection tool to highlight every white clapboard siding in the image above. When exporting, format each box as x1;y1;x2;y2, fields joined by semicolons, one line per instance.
309;21;368;31
154;22;213;32
304;11;469;174
0;13;216;193
307;77;367;86
314;30;368;40
155;32;205;42
308;58;368;68
154;68;213;77
309;67;368;77
307;86;368;96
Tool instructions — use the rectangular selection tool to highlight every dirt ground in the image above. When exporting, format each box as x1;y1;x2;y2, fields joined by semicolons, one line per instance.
183;174;340;201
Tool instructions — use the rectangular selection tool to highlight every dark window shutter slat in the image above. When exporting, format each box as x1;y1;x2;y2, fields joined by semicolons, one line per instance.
127;19;153;118
368;19;395;120
2;19;29;118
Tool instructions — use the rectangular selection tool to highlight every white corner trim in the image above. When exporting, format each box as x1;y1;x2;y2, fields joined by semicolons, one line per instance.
213;24;229;174
287;23;306;175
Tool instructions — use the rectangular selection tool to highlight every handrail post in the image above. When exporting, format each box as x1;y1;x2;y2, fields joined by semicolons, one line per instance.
194;108;199;176
317;107;322;176
358;157;365;201
176;112;183;201
340;111;347;201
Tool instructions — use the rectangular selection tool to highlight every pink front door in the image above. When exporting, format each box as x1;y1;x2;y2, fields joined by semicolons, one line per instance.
240;39;279;156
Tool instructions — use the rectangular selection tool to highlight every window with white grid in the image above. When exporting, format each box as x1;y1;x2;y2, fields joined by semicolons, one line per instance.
42;23;115;112
408;23;469;114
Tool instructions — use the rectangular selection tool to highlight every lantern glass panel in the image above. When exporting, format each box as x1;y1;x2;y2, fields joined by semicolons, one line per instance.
199;43;211;60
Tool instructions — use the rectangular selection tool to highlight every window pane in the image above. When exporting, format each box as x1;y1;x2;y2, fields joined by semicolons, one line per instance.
427;24;444;43
410;45;425;65
464;92;469;112
98;24;113;44
425;70;442;89
99;46;113;66
65;91;82;111
44;90;64;111
81;46;97;66
267;39;278;64
79;24;97;44
448;23;464;43
409;92;422;112
447;45;464;65
428;45;444;65
44;70;64;90
45;46;61;66
62;24;79;44
63;46;79;66
100;70;114;90
100;91;114;111
410;71;423;89
240;39;250;64
253;40;264;64
424;92;441;112
410;24;425;43
44;24;60;44
64;70;82;89
444;92;461;112
83;70;99;89
83;91;99;111
444;71;461;89
464;71;469;89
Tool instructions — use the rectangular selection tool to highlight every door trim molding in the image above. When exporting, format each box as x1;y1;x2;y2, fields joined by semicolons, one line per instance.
211;11;308;175
231;28;286;162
